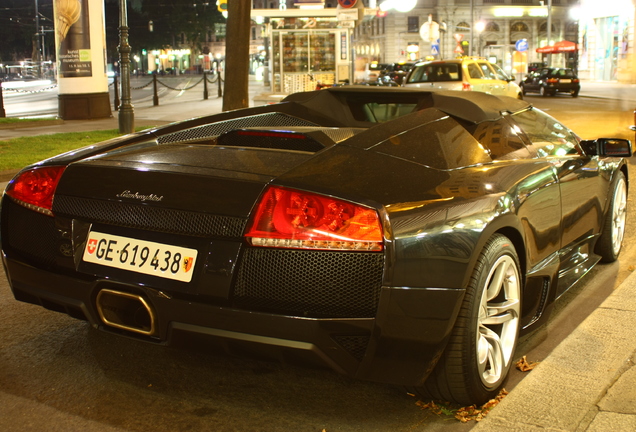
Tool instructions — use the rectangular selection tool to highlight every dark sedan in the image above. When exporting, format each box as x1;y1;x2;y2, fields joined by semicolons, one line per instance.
378;62;415;85
1;87;630;406
520;67;581;97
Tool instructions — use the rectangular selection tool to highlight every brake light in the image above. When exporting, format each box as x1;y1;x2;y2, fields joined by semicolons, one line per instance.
572;78;579;83
245;186;383;251
5;166;65;216
462;82;473;91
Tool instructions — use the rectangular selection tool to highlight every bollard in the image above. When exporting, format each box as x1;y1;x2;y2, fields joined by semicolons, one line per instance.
153;74;159;106
113;74;120;111
217;73;223;98
0;81;6;117
203;72;208;100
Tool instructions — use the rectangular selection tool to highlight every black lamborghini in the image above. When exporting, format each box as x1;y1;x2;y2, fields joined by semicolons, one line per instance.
1;87;631;405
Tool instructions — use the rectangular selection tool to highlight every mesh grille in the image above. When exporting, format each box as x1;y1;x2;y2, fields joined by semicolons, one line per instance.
53;195;247;238
157;113;319;144
4;199;58;266
332;335;371;361
233;248;384;318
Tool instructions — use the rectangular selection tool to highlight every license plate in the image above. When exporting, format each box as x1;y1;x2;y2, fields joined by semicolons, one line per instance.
83;232;198;282
560;79;571;83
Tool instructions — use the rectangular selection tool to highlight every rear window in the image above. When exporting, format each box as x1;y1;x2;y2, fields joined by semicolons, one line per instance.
406;63;462;83
552;69;577;78
345;94;426;123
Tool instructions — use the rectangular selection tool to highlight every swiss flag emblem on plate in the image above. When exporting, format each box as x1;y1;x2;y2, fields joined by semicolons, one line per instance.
338;0;357;8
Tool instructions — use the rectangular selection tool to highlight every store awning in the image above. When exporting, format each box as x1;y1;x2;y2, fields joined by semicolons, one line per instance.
536;40;579;54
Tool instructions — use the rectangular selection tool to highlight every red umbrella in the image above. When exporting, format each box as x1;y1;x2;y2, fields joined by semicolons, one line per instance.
536;40;578;54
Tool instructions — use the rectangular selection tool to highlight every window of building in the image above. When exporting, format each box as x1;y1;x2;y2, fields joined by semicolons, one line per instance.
408;16;419;33
511;22;529;32
485;22;500;32
456;21;470;32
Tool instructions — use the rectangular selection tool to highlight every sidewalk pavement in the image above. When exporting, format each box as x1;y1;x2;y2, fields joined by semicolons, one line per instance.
1;76;636;431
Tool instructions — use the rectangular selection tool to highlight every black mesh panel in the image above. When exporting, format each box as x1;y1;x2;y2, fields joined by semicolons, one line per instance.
53;195;247;238
233;248;384;318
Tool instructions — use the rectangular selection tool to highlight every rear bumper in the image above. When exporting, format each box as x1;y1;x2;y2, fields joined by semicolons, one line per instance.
2;256;465;387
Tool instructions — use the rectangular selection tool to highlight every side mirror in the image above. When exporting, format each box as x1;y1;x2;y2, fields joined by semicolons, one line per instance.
580;138;633;157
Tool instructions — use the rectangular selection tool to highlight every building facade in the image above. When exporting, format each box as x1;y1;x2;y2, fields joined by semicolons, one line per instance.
166;1;635;84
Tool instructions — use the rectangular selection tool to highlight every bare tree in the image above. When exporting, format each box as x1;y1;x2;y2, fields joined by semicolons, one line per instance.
222;0;251;112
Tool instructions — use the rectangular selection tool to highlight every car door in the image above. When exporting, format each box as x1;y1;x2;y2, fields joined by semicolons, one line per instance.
523;71;541;92
476;61;498;94
463;62;489;93
489;62;519;97
510;109;607;295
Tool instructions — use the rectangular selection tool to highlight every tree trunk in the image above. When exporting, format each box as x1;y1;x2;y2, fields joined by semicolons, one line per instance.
222;0;251;112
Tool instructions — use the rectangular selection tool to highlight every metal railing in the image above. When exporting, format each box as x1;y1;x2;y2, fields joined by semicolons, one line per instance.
112;72;224;111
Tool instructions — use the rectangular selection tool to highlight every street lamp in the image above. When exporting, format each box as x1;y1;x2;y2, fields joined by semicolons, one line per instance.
118;0;134;134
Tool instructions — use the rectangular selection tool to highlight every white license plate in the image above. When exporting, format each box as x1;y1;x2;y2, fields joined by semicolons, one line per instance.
560;79;571;83
83;232;198;282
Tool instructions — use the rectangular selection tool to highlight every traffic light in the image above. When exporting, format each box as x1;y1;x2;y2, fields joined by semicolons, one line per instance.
217;0;227;13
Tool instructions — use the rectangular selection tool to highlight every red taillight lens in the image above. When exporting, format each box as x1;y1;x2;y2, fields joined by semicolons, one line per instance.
245;186;384;251
572;78;580;83
462;82;473;91
5;166;65;216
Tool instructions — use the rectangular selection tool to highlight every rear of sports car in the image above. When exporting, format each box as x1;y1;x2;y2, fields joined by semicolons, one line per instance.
0;122;464;388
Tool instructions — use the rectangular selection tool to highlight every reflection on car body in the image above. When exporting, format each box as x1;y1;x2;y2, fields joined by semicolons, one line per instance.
0;86;630;406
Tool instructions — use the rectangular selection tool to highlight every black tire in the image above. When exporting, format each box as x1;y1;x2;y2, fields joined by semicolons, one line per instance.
412;234;521;406
520;84;526;95
540;86;548;97
596;171;627;262
571;90;579;97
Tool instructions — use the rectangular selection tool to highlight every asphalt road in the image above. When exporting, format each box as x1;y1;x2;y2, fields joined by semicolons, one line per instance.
0;94;635;431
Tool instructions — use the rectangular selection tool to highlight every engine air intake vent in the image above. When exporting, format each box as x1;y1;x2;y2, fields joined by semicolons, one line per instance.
157;112;319;144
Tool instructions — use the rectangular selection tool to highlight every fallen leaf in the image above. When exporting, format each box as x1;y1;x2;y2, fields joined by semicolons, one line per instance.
417;388;508;423
515;355;540;372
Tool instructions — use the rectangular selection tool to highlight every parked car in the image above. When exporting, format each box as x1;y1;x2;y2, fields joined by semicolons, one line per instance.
520;67;581;97
355;62;389;84
1;87;630;406
404;57;523;99
378;62;415;85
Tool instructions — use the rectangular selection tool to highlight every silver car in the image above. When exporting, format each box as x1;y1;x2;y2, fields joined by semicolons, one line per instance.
404;58;523;99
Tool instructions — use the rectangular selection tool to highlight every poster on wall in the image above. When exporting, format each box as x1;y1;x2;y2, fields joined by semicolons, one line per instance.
55;0;93;78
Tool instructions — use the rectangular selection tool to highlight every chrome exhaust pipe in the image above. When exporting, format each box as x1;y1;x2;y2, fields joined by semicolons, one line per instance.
96;289;156;336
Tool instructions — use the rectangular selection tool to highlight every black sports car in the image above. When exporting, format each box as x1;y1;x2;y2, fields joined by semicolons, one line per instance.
1;87;631;405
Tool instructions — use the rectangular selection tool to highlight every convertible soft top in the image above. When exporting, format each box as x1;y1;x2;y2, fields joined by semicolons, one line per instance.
282;86;531;124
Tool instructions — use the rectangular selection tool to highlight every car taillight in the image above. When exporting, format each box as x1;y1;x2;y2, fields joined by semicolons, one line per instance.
245;186;383;251
5;166;65;216
572;78;579;83
462;82;473;91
